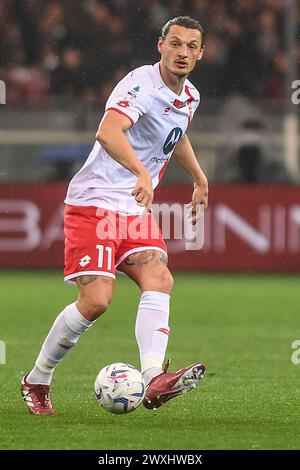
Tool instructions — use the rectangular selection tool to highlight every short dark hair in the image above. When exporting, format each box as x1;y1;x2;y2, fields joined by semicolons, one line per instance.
161;16;205;47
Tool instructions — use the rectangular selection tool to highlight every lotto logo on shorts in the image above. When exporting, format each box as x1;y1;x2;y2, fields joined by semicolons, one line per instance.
79;255;91;267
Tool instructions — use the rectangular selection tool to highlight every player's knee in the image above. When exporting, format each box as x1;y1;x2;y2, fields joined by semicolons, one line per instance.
152;268;174;294
161;270;174;293
86;299;111;320
79;294;112;321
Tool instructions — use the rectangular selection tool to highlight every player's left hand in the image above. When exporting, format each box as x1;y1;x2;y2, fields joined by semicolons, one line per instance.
187;180;208;225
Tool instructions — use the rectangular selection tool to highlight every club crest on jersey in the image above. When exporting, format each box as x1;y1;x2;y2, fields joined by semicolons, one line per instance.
163;127;183;155
150;156;168;164
173;99;187;109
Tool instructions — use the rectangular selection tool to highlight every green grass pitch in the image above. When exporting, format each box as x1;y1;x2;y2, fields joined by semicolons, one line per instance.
0;271;299;450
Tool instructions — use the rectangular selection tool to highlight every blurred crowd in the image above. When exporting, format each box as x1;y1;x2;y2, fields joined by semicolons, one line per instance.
0;0;299;106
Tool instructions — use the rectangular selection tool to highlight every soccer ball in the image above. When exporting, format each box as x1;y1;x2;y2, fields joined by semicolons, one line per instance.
94;362;145;414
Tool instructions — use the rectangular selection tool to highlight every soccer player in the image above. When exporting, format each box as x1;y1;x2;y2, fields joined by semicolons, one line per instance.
21;16;208;415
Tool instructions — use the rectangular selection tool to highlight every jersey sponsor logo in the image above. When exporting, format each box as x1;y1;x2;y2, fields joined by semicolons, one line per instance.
163;127;183;155
117;100;130;108
150;157;168;164
163;107;170;115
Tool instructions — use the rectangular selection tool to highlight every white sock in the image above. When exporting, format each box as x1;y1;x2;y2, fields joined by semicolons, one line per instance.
27;303;94;385
135;291;170;385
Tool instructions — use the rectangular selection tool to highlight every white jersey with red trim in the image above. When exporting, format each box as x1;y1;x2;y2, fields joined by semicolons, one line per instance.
65;62;200;214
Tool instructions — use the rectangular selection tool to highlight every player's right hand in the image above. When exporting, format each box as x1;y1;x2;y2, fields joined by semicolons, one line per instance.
132;172;153;212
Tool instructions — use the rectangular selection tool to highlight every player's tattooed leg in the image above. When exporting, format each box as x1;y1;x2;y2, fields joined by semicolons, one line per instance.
125;250;155;266
159;252;168;265
125;250;167;266
120;250;171;292
77;275;97;286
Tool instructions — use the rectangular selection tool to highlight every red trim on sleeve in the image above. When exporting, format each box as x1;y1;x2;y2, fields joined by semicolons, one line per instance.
184;86;194;128
106;107;134;126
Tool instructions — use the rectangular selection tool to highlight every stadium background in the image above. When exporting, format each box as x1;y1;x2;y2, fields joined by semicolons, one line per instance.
0;0;300;451
0;0;300;271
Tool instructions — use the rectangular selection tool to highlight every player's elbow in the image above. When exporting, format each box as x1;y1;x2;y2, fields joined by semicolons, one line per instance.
95;128;108;146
